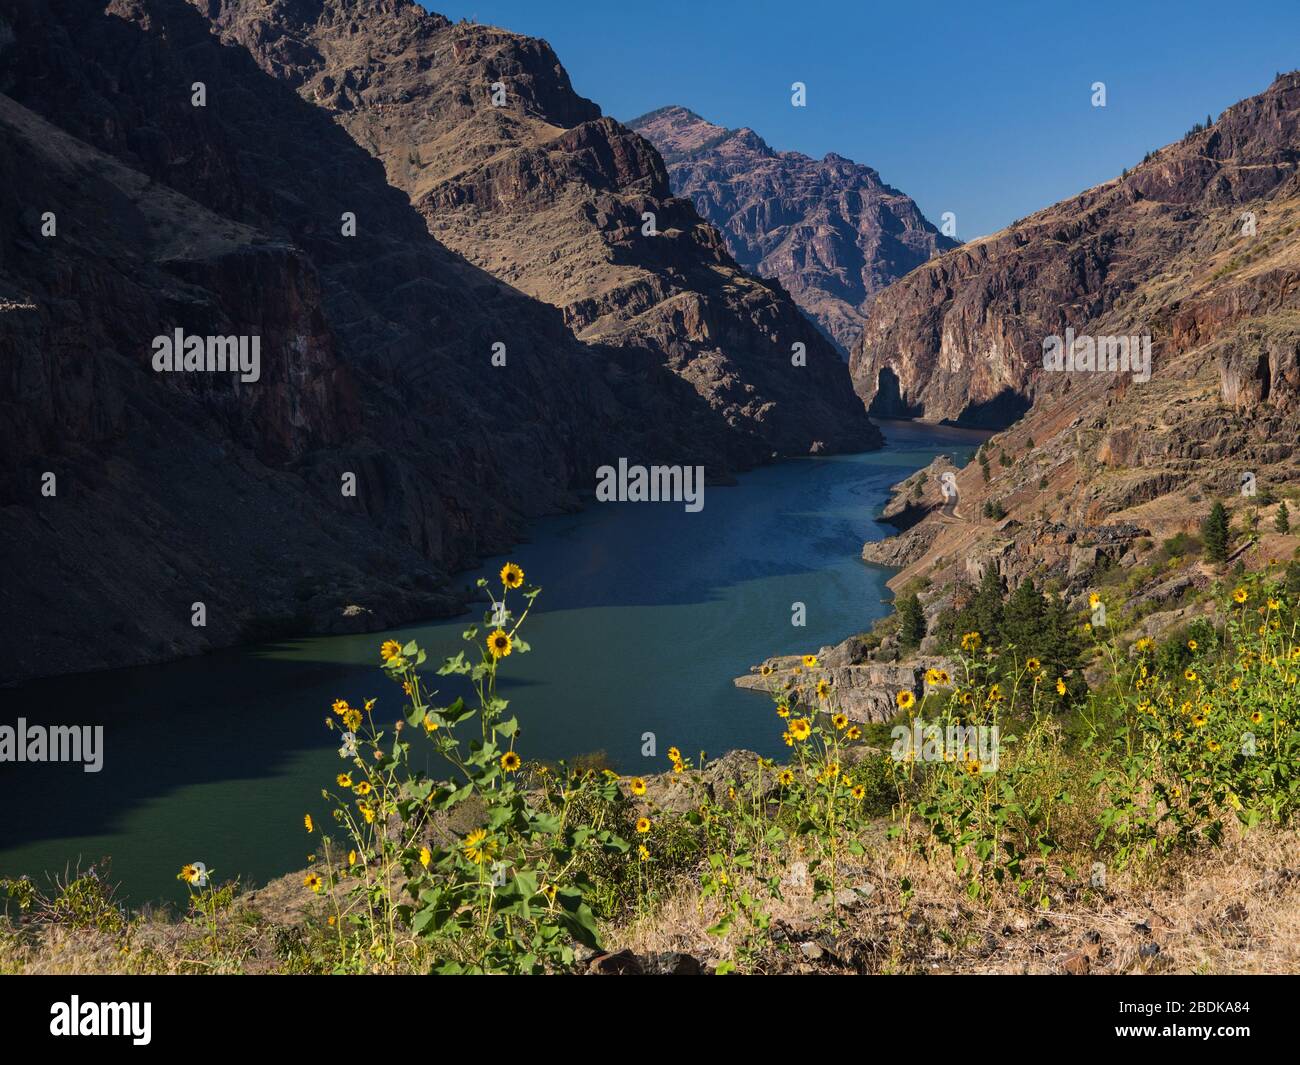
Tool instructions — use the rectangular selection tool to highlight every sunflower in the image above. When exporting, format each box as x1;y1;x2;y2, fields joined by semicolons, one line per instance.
1187;639;1198;651
775;703;791;719
1268;598;1281;611
462;829;496;865
781;731;794;747
419;846;431;868
354;780;372;796
778;769;795;786
348;850;357;866
635;817;651;834
960;631;981;651
331;698;351;715
1190;712;1207;728
851;784;866;800
1206;739;1221;753
304;814;313;833
303;872;323;893
637;845;650;862
1233;587;1249;604
500;751;522;773
896;690;916;710
815;678;832;700
1135;637;1154;652
1089;592;1101;610
336;773;352;789
925;667;942;687
1026;657;1041;672
964;760;982;777
487;628;512;658
846;726;862;740
630;777;647;796
832;713;848;730
1184;669;1197;682
498;562;525;590
1250;710;1264;724
380;639;403;662
802;654;819;669
789;718;812;742
358;801;375;824
667;747;682;763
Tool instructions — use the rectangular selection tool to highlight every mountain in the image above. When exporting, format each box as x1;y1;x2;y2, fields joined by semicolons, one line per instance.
0;0;874;682
198;0;879;457
629;105;957;357
853;73;1300;617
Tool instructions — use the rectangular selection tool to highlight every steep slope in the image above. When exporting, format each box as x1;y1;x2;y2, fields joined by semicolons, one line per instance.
196;0;880;456
851;73;1300;625
0;0;766;681
628;105;957;358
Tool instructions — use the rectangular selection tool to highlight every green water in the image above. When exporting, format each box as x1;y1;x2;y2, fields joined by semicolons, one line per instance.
0;420;984;903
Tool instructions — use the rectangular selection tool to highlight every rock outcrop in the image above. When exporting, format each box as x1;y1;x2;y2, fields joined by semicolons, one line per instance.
629;106;956;358
199;0;880;457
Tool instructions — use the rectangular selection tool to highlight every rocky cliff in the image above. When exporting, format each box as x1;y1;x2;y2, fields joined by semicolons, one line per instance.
198;0;879;456
629;106;956;358
0;0;874;682
848;72;1300;624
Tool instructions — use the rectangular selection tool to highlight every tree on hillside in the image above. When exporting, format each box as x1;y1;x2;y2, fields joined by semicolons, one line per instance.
896;593;927;649
1202;501;1230;563
1276;501;1291;534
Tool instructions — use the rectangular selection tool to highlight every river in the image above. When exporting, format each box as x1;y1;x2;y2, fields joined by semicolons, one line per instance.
0;420;984;903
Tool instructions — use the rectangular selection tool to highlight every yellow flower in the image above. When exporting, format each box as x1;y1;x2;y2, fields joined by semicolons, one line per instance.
1206;739;1221;753
1135;637;1153;652
667;746;682;762
1233;587;1248;604
815;678;832;700
1056;678;1067;696
303;872;323;893
1187;639;1198;651
500;751;522;773
1250;710;1263;724
637;845;650;862
1185;669;1197;682
851;784;866;800
500;562;524;589
781;731;794;747
354;780;372;796
630;777;647;796
832;713;848;730
1088;592;1101;610
331;698;351;715
1268;598;1281;611
336;773;352;788
802;654;819;669
776;704;791;718
789;718;812;741
348;850;357;866
672;761;684;774
1025;657;1041;672
358;801;375;824
896;690;915;710
846;726;862;740
380;639;403;662
635;817;651;834
462;829;496;865
960;631;981;651
964;760;982;777
419;846;431;868
487;628;512;658
778;769;795;786
1190;712;1207;728
304;814;313;833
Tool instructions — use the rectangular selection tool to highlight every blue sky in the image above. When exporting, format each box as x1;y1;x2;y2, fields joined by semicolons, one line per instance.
427;0;1299;238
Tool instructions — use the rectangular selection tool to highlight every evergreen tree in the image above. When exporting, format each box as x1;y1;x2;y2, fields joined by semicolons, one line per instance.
1276;501;1291;534
1202;501;1230;563
968;566;1004;642
896;593;926;649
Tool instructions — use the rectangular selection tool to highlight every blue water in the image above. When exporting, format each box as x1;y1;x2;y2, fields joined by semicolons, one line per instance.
0;420;983;903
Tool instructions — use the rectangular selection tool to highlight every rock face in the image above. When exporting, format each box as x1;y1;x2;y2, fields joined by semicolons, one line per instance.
851;72;1300;428
846;72;1300;618
629;106;957;358
199;0;880;457
0;0;875;682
